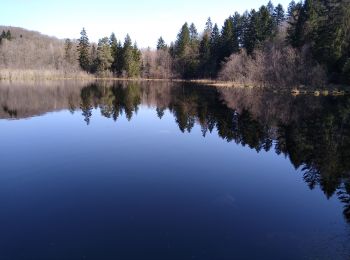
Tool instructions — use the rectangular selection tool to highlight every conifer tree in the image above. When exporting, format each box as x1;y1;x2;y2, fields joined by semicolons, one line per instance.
267;1;274;15
273;4;285;27
287;0;297;18
204;17;213;36
90;44;98;73
210;23;221;73
256;5;274;41
109;33;118;73
157;37;167;50
189;23;199;44
132;42;142;76
77;28;91;72
220;16;239;60
96;37;113;73
116;41;124;75
232;12;244;45
286;2;304;48
313;0;350;69
243;9;258;54
199;33;211;77
122;35;141;77
175;23;190;57
122;34;133;76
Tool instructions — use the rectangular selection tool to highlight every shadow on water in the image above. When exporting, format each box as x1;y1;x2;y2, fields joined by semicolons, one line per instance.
1;80;350;222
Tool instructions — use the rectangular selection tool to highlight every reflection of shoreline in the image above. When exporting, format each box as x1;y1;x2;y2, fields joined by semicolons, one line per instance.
1;80;350;221
0;81;87;119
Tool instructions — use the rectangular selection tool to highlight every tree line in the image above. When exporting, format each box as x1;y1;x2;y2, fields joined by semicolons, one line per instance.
70;28;142;77
70;0;350;86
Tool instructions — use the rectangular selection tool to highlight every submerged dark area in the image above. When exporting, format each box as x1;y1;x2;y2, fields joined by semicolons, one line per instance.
0;81;350;259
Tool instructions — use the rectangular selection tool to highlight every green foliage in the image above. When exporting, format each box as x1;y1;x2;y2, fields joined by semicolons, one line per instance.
199;33;211;77
0;30;12;43
89;45;98;73
109;33;119;74
243;10;258;54
273;4;285;26
122;35;141;77
175;23;190;57
96;37;113;74
220;16;239;59
157;37;167;50
286;0;350;83
189;23;199;44
77;28;91;72
256;6;275;42
174;23;200;78
72;1;350;84
204;17;213;35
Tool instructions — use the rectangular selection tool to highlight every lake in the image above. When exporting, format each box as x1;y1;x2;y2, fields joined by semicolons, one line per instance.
0;81;349;259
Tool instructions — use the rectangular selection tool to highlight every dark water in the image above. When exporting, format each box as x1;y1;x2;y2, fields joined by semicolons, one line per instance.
0;81;350;259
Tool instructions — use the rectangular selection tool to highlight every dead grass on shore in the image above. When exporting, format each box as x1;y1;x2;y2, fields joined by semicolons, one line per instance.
0;69;93;81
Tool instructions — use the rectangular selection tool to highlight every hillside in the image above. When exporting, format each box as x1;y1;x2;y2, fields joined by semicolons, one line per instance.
0;26;86;79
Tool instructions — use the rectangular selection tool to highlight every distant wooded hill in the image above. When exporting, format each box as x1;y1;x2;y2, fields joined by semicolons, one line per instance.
0;26;82;78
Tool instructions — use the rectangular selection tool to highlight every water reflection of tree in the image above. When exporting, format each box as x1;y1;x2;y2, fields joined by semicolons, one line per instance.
80;87;94;125
2;81;349;222
78;81;350;222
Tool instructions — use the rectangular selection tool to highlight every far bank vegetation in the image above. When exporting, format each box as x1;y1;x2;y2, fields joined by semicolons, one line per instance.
0;0;349;88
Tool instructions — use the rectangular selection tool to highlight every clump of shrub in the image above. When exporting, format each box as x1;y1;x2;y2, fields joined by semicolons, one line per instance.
219;42;327;88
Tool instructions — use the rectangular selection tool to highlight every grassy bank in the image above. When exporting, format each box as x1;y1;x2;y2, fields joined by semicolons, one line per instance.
0;69;94;81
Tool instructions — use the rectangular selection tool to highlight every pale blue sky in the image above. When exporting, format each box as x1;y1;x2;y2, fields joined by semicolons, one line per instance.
2;0;292;47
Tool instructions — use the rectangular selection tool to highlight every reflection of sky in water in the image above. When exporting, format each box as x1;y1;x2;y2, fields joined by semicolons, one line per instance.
0;82;349;259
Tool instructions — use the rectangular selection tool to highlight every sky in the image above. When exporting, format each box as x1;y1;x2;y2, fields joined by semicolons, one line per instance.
2;0;292;48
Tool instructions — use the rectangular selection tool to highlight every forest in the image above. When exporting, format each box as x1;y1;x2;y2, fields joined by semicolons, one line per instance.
0;0;349;87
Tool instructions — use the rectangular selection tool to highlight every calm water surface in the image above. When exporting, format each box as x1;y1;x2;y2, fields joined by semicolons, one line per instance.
0;81;349;259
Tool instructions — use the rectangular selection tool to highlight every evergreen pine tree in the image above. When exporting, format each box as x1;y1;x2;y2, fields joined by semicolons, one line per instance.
286;2;304;47
132;42;142;76
122;34;133;76
273;4;285;27
175;23;190;57
122;35;141;77
157;37;167;50
96;37;113;73
243;9;258;54
287;0;297;18
313;0;350;70
189;23;199;43
220;16;239;60
199;33;211;77
210;23;221;73
267;1;274;15
204;17;213;36
109;33;118;74
90;44;98;73
115;41;124;75
256;5;274;41
77;28;91;72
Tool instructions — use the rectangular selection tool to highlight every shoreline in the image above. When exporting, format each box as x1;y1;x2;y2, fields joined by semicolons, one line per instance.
0;73;349;96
